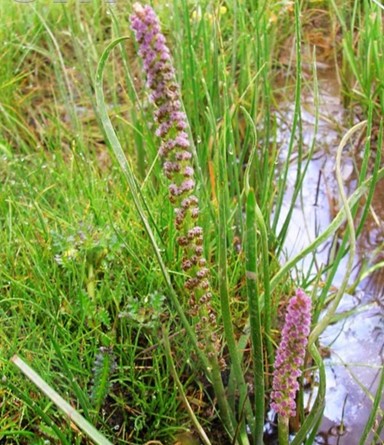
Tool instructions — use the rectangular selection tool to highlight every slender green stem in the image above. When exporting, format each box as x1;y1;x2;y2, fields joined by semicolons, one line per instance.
278;415;289;445
87;263;95;300
356;361;384;445
209;361;237;441
163;328;212;445
309;120;366;345
291;344;326;445
253;202;273;374
50;337;91;420
374;410;384;442
356;117;382;238
245;189;265;445
272;0;303;247
217;87;251;445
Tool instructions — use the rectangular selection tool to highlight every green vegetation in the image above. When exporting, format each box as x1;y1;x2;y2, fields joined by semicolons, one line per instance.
0;0;383;444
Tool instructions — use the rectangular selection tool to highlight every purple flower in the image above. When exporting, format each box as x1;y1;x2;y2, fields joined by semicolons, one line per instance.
130;3;220;358
130;3;194;209
270;289;312;418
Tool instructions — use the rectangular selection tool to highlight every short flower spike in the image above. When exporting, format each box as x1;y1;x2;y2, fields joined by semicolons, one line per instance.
271;289;312;418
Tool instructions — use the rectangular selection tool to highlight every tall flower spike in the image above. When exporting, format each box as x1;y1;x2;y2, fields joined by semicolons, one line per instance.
270;289;312;418
130;3;221;361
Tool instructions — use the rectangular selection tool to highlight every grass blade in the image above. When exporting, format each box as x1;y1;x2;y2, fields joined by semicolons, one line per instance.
245;189;265;445
216;93;253;443
358;364;384;445
309;120;366;345
50;336;92;420
163;327;212;445
291;344;326;445
11;355;113;445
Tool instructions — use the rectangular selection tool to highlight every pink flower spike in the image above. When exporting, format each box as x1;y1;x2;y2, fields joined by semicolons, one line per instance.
271;289;312;418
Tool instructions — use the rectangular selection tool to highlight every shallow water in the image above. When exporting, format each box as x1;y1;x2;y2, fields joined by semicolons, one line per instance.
275;70;384;444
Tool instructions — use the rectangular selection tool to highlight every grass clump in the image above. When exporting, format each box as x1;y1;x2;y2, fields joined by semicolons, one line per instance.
1;1;383;444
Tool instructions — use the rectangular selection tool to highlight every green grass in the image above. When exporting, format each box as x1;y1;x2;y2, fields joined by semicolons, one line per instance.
1;0;383;444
